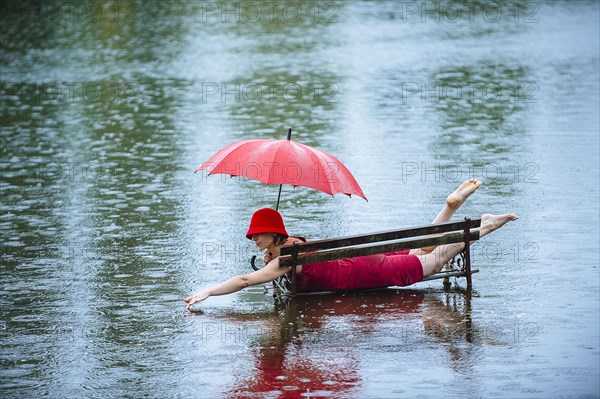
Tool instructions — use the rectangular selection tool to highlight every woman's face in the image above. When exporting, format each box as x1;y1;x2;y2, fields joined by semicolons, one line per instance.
251;232;275;251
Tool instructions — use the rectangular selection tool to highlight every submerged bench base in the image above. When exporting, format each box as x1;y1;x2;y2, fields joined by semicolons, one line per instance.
269;255;478;299
422;268;479;282
266;269;480;302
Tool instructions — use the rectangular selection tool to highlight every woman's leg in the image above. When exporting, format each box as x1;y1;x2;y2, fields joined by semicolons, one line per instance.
410;179;482;255
431;179;481;224
418;213;518;277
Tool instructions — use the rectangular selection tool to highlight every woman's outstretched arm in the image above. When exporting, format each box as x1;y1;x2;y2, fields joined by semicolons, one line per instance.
184;258;291;309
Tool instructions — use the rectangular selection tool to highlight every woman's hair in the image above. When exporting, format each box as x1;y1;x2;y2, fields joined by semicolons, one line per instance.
273;235;307;246
273;233;288;246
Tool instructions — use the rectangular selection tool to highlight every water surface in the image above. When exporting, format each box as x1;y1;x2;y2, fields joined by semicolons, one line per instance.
1;1;599;398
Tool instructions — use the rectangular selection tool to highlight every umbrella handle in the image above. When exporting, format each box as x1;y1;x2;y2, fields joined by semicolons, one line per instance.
250;255;260;271
275;184;283;211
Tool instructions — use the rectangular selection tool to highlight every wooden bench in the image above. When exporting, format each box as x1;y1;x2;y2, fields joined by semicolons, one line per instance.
264;218;481;301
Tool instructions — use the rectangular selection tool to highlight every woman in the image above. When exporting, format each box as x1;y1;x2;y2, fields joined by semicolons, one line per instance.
184;180;518;308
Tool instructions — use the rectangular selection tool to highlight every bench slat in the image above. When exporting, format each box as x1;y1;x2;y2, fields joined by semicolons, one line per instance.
279;230;480;268
280;219;481;255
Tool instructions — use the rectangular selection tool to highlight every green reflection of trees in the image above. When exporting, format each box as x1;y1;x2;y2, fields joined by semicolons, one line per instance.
226;69;341;143
59;3;195;383
1;1;202;393
221;67;348;222
71;5;190;269
428;63;533;193
206;1;350;223
431;63;529;141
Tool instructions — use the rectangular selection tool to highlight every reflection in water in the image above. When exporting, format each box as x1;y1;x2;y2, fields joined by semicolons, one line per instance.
226;68;341;144
1;2;195;396
218;9;350;222
431;64;529;138
205;289;484;398
1;0;598;397
427;63;533;195
223;66;350;221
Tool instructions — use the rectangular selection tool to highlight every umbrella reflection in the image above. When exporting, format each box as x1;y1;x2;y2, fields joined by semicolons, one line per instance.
210;288;480;398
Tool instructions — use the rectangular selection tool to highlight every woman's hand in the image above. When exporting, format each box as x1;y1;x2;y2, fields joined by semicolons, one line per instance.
263;250;274;264
183;290;210;309
183;259;290;309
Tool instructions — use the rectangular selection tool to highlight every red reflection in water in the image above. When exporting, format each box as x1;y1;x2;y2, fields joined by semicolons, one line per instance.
232;350;360;398
227;289;439;399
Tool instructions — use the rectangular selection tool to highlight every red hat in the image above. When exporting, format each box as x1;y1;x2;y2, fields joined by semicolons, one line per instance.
246;208;289;239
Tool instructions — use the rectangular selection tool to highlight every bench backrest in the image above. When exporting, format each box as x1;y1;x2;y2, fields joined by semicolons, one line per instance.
279;218;481;268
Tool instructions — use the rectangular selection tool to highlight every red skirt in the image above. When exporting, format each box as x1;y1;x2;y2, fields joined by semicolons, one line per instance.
296;250;424;293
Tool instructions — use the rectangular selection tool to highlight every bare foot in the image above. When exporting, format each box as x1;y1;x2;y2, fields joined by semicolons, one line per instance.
446;179;482;210
480;213;519;238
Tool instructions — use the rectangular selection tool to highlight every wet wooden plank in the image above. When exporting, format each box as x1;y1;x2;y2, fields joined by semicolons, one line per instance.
280;219;481;255
279;231;480;268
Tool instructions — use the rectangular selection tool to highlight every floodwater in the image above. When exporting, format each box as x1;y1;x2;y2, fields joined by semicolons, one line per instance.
1;1;599;398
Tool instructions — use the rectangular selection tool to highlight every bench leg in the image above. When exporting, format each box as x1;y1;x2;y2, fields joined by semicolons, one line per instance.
290;243;299;297
290;264;297;297
465;250;472;290
443;276;451;291
464;217;472;290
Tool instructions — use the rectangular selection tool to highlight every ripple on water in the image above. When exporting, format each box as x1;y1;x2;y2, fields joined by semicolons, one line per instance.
0;2;598;399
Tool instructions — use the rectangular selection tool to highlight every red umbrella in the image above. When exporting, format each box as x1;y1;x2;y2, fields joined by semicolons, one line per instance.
196;129;367;209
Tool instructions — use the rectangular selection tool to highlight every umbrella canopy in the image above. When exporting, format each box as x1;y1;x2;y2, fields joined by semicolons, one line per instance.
196;129;367;209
